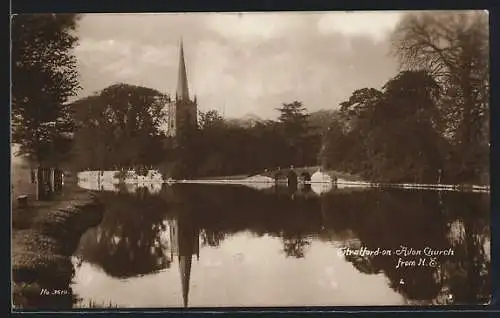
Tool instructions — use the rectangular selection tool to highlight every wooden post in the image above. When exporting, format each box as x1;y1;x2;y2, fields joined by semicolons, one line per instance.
36;167;53;201
30;168;36;184
36;167;42;200
53;168;63;193
50;168;55;192
34;168;39;199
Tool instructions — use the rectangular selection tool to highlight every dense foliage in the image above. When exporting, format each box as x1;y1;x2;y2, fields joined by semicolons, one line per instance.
69;83;327;179
159;101;322;179
392;11;489;183
321;11;489;184
11;14;81;166
321;71;448;183
70;84;170;170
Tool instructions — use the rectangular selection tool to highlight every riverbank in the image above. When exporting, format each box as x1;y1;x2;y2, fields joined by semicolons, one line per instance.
12;181;104;309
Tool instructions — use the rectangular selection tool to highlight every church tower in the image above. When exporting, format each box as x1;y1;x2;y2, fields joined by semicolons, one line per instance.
165;39;198;137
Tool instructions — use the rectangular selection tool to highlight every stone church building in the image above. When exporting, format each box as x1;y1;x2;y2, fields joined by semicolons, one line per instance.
163;40;198;137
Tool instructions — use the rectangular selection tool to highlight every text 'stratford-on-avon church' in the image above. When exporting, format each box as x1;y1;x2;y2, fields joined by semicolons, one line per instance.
163;40;198;137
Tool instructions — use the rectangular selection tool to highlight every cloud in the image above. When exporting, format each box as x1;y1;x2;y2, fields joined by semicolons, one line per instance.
205;12;304;41
73;12;402;118
138;45;177;67
317;11;402;41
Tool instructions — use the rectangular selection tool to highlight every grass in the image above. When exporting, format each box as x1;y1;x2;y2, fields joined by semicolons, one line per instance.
73;299;119;309
11;178;104;310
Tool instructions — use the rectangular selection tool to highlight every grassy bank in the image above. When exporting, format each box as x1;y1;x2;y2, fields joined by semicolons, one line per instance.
12;180;104;310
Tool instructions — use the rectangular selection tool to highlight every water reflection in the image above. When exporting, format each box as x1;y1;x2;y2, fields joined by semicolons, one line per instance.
72;184;490;308
78;179;163;195
169;213;200;307
75;188;172;278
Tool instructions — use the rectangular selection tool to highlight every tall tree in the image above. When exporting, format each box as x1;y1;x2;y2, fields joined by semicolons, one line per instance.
320;117;348;170
276;101;311;167
198;109;225;130
71;84;169;170
11;14;81;167
391;11;489;183
322;71;447;183
380;70;445;182
322;87;385;176
276;101;310;139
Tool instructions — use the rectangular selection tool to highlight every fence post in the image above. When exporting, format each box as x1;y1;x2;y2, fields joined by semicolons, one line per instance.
36;167;54;201
50;168;55;192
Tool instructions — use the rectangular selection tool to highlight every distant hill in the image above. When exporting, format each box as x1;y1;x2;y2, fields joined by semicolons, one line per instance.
307;109;341;135
226;113;264;128
226;109;339;134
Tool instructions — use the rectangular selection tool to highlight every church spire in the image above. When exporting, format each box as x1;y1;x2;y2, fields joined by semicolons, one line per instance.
176;38;190;101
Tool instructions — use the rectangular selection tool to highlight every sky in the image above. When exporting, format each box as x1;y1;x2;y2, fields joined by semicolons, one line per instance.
74;11;404;119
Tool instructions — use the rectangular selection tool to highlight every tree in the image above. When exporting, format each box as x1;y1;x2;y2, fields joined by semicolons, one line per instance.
276;101;310;139
71;84;169;170
340;88;384;119
380;70;446;182
11;14;81;167
276;101;312;167
321;87;384;176
322;71;448;183
391;11;489;183
198;109;224;130
320;117;348;170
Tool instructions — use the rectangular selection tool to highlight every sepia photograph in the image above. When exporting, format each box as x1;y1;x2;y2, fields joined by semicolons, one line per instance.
11;10;490;310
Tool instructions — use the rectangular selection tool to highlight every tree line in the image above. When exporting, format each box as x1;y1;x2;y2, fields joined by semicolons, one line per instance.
68;89;324;179
159;101;323;179
321;11;489;184
11;12;489;185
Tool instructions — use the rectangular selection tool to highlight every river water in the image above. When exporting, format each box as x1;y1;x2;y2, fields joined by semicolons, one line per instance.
70;183;491;308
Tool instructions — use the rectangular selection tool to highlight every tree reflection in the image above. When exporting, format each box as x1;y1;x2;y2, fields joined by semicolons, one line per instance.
159;184;489;304
440;193;491;304
200;229;226;248
282;233;311;258
76;187;172;278
163;184;490;305
77;183;490;305
319;189;490;305
343;240;381;275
